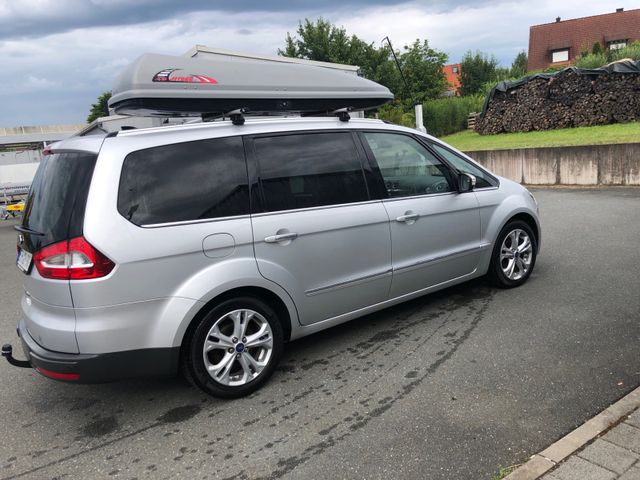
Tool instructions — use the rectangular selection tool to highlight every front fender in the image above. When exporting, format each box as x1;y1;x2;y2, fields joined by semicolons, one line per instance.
476;181;541;273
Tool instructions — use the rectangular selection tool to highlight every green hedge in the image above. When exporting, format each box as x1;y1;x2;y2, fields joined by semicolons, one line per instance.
575;41;640;68
422;95;485;137
575;53;608;68
375;103;416;128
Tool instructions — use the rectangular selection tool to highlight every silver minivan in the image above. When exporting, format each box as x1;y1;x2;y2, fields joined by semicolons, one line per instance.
8;117;540;397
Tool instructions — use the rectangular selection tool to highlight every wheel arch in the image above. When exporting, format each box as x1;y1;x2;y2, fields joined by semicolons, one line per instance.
486;211;539;288
505;212;540;251
179;286;294;356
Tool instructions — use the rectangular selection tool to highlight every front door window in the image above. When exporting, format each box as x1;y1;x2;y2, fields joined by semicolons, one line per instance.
361;132;453;197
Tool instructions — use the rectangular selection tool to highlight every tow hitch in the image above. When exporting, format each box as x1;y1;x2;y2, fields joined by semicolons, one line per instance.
2;344;32;368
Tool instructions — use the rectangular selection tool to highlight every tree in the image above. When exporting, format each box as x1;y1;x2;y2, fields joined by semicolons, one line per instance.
280;18;391;85
396;39;448;104
87;91;112;123
344;36;392;84
459;51;498;96
591;42;603;55
510;51;528;78
279;18;360;65
279;18;448;105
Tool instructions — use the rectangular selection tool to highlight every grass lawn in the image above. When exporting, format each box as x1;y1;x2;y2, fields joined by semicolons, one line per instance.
439;122;640;152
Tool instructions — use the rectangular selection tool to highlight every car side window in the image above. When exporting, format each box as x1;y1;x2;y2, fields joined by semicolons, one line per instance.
429;142;495;189
118;136;249;225
361;132;453;198
254;132;369;212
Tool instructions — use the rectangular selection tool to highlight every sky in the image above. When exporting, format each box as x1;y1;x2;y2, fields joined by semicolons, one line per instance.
0;0;633;127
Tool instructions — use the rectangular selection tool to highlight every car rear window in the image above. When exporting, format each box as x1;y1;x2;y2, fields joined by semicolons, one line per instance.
22;152;97;252
117;136;249;226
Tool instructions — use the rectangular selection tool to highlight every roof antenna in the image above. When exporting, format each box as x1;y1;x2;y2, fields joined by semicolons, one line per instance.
381;37;427;133
382;37;415;106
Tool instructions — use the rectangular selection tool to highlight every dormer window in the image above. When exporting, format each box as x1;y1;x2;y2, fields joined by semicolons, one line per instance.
551;48;569;63
608;39;628;51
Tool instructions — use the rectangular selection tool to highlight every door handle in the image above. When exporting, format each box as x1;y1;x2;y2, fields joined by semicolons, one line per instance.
264;232;298;243
396;213;419;223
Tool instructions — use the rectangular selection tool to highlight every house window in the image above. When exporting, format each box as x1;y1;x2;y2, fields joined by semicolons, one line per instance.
551;49;569;63
452;66;459;73
608;40;627;51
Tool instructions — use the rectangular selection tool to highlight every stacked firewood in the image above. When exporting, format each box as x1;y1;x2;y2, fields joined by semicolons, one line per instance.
476;69;640;134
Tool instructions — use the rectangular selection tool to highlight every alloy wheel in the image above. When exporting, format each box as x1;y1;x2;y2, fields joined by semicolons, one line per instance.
202;309;274;387
499;229;533;281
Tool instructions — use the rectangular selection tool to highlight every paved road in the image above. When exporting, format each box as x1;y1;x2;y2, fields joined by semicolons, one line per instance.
1;188;639;480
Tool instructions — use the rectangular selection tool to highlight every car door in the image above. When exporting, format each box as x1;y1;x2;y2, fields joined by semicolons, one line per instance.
248;131;392;326
359;131;482;299
427;140;502;250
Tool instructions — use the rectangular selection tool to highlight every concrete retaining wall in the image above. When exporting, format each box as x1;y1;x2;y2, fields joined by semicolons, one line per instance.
465;143;640;185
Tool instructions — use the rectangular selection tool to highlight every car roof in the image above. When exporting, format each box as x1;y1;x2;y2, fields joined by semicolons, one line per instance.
48;134;106;155
51;116;442;154
118;116;442;143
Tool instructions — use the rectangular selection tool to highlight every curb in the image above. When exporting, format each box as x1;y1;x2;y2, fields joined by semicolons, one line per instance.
504;386;640;480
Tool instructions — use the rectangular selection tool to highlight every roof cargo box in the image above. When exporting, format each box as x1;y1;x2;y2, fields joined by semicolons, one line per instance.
109;53;393;117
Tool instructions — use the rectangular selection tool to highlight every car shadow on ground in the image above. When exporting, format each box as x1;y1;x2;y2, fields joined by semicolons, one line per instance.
2;275;510;477
20;276;497;405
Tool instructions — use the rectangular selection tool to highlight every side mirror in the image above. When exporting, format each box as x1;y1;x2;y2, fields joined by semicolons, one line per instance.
458;173;476;193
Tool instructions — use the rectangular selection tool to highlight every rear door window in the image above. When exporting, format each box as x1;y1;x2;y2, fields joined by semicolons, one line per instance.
253;132;369;212
22;152;97;252
118;136;249;225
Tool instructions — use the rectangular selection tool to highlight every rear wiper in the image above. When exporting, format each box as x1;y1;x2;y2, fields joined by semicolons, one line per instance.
14;225;45;236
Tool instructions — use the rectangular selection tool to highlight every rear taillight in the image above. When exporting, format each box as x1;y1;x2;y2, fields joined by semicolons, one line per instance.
33;236;115;280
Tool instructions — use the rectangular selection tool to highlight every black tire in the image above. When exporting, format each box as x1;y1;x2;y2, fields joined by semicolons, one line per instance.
487;220;537;289
182;296;284;398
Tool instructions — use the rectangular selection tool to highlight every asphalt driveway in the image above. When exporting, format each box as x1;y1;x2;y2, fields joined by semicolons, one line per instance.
1;187;639;480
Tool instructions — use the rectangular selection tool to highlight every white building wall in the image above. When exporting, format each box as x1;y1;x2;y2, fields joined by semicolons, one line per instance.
0;150;42;166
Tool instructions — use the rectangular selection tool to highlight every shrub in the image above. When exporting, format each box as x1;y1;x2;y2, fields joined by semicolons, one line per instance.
611;41;640;61
574;42;640;69
591;42;603;55
575;53;608;69
422;95;485;137
375;103;415;128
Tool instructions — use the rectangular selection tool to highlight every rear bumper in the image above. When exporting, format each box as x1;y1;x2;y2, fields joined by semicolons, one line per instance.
17;319;179;383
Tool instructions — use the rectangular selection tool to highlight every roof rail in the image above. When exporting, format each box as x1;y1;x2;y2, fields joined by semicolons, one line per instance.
199;106;358;125
331;107;352;122
202;108;249;125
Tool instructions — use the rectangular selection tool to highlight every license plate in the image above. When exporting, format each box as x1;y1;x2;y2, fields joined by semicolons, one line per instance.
16;248;33;273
